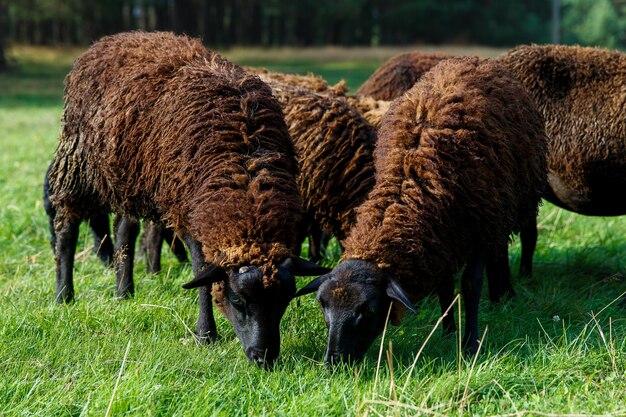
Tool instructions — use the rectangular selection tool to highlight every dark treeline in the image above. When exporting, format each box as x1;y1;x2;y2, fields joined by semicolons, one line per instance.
2;0;556;47
3;0;626;68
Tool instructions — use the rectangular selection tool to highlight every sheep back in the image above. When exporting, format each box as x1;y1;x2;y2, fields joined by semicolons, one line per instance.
498;44;626;215
343;57;547;300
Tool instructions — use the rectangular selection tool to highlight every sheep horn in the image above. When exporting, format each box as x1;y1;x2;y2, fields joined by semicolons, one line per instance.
182;265;227;289
385;278;418;314
288;257;331;276
294;274;330;297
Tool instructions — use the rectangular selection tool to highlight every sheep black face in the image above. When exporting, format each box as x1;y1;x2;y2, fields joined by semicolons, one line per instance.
184;257;329;367
220;264;294;367
296;259;417;365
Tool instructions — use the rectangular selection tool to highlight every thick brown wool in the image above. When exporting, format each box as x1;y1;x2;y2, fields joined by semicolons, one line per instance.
345;95;390;129
256;75;377;240
357;52;452;100
48;32;301;287
248;67;348;95
343;57;547;306
497;44;626;215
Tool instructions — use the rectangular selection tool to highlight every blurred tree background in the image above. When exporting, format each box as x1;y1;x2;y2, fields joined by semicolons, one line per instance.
1;0;626;68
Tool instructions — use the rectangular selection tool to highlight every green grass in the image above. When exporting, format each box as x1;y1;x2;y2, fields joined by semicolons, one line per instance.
1;46;625;417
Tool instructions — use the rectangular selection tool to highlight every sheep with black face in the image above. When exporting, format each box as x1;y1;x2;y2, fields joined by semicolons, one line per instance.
297;57;547;364
45;31;327;366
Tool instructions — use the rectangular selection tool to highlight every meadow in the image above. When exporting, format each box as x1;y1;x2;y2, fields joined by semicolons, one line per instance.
0;45;624;417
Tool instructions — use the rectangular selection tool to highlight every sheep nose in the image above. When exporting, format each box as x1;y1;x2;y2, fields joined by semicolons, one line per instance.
248;348;275;368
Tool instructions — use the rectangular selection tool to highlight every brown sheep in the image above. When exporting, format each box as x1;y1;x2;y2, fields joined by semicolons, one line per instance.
255;75;378;251
497;44;626;275
356;51;452;100
296;57;548;363
45;31;327;366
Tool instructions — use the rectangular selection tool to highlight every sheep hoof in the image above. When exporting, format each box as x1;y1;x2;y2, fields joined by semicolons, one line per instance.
55;288;74;304
195;332;219;346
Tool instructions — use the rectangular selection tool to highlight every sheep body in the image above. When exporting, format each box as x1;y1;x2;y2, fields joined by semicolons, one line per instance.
497;44;626;216
304;57;548;362
47;31;305;365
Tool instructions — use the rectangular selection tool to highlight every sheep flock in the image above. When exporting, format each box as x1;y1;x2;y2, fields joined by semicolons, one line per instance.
43;31;624;367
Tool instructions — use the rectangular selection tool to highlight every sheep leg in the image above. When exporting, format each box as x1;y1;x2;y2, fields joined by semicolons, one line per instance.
519;216;538;277
43;176;57;254
113;216;139;298
142;220;164;274
163;227;188;264
485;243;515;303
88;209;114;266
436;277;456;335
54;217;80;303
461;254;484;355
308;222;323;262
184;236;218;344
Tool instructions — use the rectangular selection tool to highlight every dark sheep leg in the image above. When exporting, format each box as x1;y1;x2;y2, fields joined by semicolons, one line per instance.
485;243;515;303
113;216;139;298
184;236;218;344
461;254;485;355
88;209;114;266
307;221;323;262
55;218;80;303
436;276;456;335
519;216;538;277
43;171;57;253
163;227;188;264
142;220;164;274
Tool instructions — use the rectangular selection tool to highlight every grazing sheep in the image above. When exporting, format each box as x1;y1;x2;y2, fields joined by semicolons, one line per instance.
357;51;452;100
255;75;378;250
497;44;626;275
46;31;327;366
296;57;548;363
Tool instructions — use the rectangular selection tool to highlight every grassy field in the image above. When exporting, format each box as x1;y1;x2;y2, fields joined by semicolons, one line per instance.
0;45;625;417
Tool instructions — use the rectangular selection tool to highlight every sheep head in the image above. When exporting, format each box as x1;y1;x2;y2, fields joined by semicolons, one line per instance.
184;257;329;367
296;259;417;365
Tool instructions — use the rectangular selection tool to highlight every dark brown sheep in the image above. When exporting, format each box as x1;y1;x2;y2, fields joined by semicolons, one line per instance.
356;51;452;100
297;57;548;363
46;31;327;366
256;75;378;248
497;44;626;274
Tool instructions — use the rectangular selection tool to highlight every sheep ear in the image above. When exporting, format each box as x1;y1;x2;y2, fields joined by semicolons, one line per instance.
385;278;418;314
294;274;330;297
287;257;331;276
182;265;227;289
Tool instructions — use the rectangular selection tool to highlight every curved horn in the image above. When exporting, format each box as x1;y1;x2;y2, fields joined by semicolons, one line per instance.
182;265;227;289
294;274;330;297
289;257;331;276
